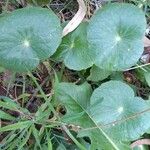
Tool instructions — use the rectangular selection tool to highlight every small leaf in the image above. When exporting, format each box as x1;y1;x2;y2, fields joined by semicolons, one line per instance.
54;22;96;70
88;65;111;81
90;81;150;141
0;7;62;72
88;3;146;71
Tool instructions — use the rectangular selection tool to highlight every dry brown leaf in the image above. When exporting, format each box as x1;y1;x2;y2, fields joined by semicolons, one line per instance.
144;36;150;47
62;0;86;37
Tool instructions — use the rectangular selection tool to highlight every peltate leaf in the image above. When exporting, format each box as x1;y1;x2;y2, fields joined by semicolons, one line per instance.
88;3;146;71
53;22;96;70
0;7;62;72
90;81;150;141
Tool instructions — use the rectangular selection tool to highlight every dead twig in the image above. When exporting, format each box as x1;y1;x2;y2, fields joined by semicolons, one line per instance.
62;0;86;37
144;36;150;47
131;139;150;148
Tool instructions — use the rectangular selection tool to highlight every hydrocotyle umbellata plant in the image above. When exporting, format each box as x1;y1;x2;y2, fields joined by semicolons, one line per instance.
0;2;150;150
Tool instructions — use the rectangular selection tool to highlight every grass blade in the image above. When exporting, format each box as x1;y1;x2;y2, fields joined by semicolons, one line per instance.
0;121;32;132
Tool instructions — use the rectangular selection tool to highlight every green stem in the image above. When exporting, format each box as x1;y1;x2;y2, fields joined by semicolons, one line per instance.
60;63;65;81
62;125;86;150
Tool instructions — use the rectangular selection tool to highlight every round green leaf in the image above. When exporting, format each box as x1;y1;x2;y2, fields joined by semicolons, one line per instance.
90;81;150;141
54;22;96;70
0;7;62;72
88;3;146;71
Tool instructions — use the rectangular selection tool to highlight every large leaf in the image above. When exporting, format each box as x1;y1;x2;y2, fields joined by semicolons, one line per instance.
0;7;62;72
90;81;150;141
53;22;96;70
55;82;130;150
88;3;146;71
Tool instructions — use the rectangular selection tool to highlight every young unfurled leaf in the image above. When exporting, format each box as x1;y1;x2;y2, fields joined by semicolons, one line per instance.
88;3;146;71
0;7;62;72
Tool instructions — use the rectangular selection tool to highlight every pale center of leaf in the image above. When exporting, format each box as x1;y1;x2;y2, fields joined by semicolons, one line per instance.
23;40;30;48
117;106;124;113
112;123;115;126
70;42;74;49
115;35;121;42
127;48;131;51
